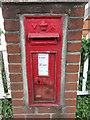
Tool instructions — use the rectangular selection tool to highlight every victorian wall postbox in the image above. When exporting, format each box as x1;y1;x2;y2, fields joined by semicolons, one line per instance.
24;15;63;107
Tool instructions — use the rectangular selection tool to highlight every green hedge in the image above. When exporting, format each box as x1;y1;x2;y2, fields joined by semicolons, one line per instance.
76;95;90;119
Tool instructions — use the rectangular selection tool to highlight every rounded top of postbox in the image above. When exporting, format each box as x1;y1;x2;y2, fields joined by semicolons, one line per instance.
1;0;88;3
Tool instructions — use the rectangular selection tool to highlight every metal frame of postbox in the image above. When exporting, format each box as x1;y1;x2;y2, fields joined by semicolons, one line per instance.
24;15;63;107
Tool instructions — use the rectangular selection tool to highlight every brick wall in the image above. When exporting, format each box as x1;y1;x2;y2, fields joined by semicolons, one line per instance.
83;15;90;37
2;2;85;119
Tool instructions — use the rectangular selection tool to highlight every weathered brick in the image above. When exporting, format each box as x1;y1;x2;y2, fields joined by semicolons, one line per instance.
13;115;25;118
70;6;85;16
38;107;62;113
66;64;79;72
68;31;82;40
10;74;23;82
11;92;23;98
7;45;20;53
83;20;90;29
67;43;81;52
65;99;76;106
67;54;80;63
5;33;20;42
82;30;90;37
4;20;19;31
63;114;76;118
64;107;76;113
2;6;18;18
14;115;25;118
8;55;21;63
53;4;69;14
87;15;90;19
65;83;77;90
13;107;34;114
52;113;76;118
9;64;22;73
65;92;77;99
18;4;50;13
26;115;50;118
65;74;78;82
12;99;24;106
69;18;83;29
11;83;23;90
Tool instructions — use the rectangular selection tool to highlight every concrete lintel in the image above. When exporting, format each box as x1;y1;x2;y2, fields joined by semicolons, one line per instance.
1;0;88;3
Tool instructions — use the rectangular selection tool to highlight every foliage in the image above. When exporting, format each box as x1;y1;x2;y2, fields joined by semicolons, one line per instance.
0;100;2;115
76;95;90;120
76;38;90;119
81;38;90;61
0;29;13;119
0;29;4;35
1;55;8;93
0;99;13;119
86;61;90;90
78;38;90;91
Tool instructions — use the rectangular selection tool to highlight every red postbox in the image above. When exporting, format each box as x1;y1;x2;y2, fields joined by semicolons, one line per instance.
24;15;63;107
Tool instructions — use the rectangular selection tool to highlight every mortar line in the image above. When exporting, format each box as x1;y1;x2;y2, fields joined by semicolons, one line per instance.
67;40;81;43
68;29;83;31
66;62;80;64
5;31;19;33
67;51;80;54
65;72;78;74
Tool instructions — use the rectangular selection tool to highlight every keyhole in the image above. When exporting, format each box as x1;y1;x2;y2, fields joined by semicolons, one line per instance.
38;80;40;84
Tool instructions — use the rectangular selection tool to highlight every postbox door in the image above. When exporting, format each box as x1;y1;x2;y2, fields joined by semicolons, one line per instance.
24;15;63;106
32;53;55;102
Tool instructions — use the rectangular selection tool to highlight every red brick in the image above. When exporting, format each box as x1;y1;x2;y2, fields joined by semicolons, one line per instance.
11;83;23;90
11;92;23;98
82;30;90;37
69;18;83;29
64;114;76;120
65;100;76;106
65;92;77;99
65;74;78;82
2;7;18;18
65;83;77;90
83;20;90;30
66;64;79;72
7;45;20;53
9;64;22;73
67;43;81;52
10;74;23;82
52;113;76;118
64;107;76;113
53;5;69;14
5;33;20;42
4;20;19;31
87;16;90;19
68;31;82;40
14;115;25;118
26;115;50;118
8;55;21;63
67;54;80;63
18;5;50;13
38;107;62;113
13;107;34;114
62;114;76;118
52;114;63;118
70;6;85;16
12;99;24;106
53;4;84;18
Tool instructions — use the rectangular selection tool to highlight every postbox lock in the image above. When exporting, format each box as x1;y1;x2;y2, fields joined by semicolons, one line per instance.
38;80;40;84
